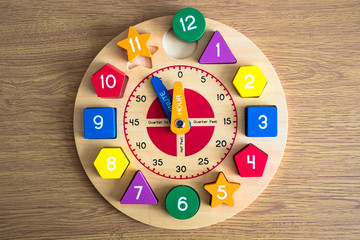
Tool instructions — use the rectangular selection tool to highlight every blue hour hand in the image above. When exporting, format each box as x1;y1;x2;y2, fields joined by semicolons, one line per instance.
151;76;172;121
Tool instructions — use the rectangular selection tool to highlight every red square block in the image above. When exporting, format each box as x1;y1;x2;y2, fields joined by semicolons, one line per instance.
91;64;128;98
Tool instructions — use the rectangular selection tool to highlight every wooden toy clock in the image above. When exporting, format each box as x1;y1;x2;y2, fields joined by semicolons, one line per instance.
73;8;288;229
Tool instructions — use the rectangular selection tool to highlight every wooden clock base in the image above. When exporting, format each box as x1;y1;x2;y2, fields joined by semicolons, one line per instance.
73;16;288;229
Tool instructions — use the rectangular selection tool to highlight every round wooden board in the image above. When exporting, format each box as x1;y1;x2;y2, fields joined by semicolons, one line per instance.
73;16;288;229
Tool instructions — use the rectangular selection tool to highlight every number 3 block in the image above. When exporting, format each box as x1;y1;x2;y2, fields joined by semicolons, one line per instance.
84;108;116;139
232;66;267;98
91;64;128;98
246;106;277;137
94;148;129;179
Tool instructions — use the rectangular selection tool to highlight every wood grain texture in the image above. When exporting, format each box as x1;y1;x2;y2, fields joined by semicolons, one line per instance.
0;0;359;239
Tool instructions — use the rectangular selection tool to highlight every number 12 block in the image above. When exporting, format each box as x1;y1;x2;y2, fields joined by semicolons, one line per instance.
246;106;277;137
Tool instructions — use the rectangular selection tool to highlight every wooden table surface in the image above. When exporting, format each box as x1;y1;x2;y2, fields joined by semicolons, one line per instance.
1;0;359;239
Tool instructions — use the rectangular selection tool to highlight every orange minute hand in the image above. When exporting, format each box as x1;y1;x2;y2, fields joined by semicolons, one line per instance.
170;81;190;135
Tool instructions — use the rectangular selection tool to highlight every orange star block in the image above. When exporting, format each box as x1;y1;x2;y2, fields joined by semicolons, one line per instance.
117;26;152;63
204;172;240;208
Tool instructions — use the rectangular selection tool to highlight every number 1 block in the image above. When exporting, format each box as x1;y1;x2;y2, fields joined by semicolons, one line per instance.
199;30;237;64
246;106;277;137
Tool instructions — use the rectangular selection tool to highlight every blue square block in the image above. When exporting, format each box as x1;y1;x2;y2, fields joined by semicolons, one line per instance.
84;108;116;139
246;106;277;137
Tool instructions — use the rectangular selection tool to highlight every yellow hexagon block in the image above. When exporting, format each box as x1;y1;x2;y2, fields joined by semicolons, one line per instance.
232;66;268;97
94;148;129;179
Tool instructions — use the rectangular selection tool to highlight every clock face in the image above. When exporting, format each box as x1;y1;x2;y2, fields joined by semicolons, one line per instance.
73;15;288;229
124;65;237;179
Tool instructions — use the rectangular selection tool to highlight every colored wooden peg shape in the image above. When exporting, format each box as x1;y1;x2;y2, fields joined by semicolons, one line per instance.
117;26;152;63
246;106;278;137
203;172;240;208
232;66;268;97
199;30;237;64
84;108;116;139
165;185;200;220
234;144;268;177
91;64;128;98
94;148;129;179
121;171;158;204
172;8;206;42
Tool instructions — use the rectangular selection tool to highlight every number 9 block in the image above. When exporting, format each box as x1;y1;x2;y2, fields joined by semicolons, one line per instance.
246;106;277;137
94;148;129;179
84;108;116;139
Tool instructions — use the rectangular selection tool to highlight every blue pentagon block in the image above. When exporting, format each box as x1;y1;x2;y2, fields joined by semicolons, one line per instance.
246;106;277;137
84;108;116;139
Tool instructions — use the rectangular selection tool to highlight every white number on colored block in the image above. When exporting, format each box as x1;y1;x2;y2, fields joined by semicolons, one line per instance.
93;115;103;129
100;74;116;89
178;197;188;211
106;157;116;171
258;115;268;129
129;36;141;53
247;155;255;169
217;185;227;200
180;15;197;32
134;186;143;200
244;74;255;89
216;42;220;57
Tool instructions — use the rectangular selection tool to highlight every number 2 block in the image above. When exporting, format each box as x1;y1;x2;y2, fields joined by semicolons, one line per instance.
84;108;116;139
246;106;277;137
94;148;129;179
234;144;268;177
232;66;267;98
91;64;128;98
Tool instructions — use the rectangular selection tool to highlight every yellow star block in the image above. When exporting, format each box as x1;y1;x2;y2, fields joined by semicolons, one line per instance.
117;26;152;63
204;172;240;208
